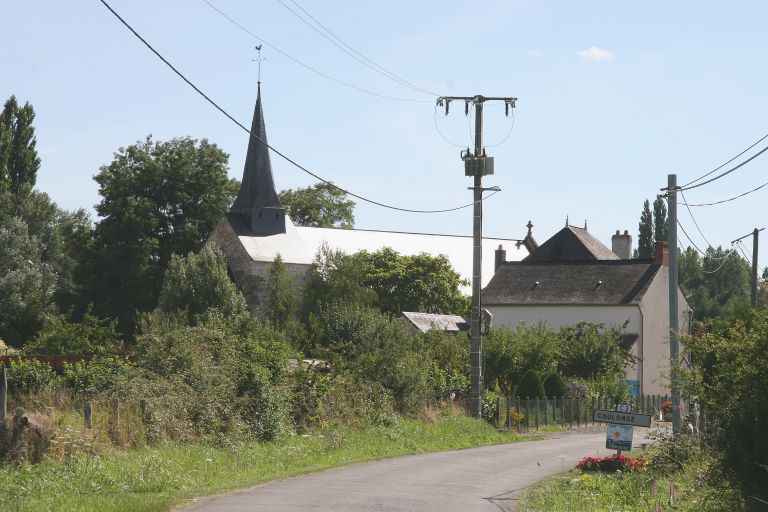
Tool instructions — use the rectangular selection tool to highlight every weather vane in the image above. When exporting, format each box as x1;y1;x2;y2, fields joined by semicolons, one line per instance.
253;45;266;84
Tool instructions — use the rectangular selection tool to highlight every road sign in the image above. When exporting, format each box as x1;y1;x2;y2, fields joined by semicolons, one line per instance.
593;409;651;427
606;423;633;451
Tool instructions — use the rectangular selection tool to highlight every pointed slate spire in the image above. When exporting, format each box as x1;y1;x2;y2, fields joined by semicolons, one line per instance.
231;84;286;235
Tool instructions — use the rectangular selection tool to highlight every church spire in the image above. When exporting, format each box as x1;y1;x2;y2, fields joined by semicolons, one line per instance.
231;84;286;235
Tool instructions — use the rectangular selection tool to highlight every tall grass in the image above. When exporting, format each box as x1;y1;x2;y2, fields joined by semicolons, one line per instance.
1;413;525;512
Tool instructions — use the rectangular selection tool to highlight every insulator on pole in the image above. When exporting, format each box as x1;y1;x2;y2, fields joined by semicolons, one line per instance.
465;101;469;115
445;100;450;116
505;102;510;116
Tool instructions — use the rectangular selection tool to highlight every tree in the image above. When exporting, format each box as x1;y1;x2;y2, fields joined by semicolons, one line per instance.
517;369;545;398
556;322;634;380
543;373;567;398
263;255;299;330
88;136;232;335
0;217;56;346
279;182;355;228
0;95;40;197
653;196;668;242
483;325;559;396
637;199;653;259
157;242;248;324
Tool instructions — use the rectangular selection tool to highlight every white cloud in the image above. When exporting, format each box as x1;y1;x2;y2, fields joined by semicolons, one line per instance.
527;49;543;58
577;46;615;63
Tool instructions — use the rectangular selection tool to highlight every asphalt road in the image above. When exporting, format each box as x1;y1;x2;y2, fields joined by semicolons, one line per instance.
184;431;624;512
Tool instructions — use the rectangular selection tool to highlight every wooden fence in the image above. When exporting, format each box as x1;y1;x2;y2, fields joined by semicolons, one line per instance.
493;394;670;432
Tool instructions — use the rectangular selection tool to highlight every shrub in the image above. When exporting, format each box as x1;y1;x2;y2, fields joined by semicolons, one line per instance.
577;454;647;472
543;373;567;398
517;370;545;398
484;325;558;396
24;312;122;357
481;389;500;424
5;358;58;394
62;356;134;395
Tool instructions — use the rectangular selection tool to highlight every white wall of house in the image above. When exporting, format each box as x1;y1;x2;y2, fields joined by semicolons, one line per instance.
485;304;644;387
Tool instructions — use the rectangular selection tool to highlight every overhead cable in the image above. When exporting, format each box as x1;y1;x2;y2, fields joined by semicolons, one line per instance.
681;131;768;188
98;0;499;214
734;240;752;266
680;189;714;248
276;0;437;97
200;0;428;103
682;178;768;207
680;143;768;191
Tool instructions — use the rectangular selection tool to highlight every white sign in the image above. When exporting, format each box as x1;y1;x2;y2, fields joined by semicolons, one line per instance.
606;423;633;451
593;410;652;427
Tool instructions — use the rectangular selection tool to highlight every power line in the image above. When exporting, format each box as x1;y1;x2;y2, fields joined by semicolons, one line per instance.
682;178;768;207
276;0;437;97
98;0;498;214
735;240;752;266
199;0;428;103
676;218;727;261
680;189;714;248
681;131;768;188
680;143;768;191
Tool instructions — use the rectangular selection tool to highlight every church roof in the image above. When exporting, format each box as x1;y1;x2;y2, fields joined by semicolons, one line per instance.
483;260;660;306
524;225;618;262
231;84;282;216
231;216;527;291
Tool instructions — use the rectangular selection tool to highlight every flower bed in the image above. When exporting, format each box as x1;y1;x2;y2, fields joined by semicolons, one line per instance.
576;454;647;472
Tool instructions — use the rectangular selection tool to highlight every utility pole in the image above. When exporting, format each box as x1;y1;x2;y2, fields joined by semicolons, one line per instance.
731;227;765;307
437;95;516;418
665;174;682;435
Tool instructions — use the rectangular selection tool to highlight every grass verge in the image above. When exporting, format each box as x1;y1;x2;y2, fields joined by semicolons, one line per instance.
1;414;527;512
518;450;739;511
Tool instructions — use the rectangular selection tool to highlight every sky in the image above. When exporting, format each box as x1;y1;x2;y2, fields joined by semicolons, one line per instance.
3;0;767;272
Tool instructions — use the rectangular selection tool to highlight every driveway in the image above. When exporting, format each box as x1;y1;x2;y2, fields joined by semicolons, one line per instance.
184;431;637;512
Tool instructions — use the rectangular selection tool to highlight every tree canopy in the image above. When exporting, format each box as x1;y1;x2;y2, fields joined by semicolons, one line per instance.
0;95;40;197
679;246;751;321
637;200;654;258
279;182;355;228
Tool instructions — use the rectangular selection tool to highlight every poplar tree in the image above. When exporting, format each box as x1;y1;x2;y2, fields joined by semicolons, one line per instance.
0;95;40;196
653;196;668;243
637;200;654;259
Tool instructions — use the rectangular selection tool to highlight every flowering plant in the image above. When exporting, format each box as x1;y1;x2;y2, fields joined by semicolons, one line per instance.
576;454;647;472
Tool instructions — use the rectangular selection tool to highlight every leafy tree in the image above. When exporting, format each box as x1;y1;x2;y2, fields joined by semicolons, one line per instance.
24;312;122;356
263;255;299;330
304;245;469;318
279;182;355;228
0;217;56;346
653;196;668;242
543;373;567;398
637;199;654;258
0;95;40;196
556;322;634;380
679;246;751;321
88;136;232;335
517;370;545;398
483;325;558;396
157;242;248;325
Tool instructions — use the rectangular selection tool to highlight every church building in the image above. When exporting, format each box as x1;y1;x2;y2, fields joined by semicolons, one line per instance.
211;86;528;310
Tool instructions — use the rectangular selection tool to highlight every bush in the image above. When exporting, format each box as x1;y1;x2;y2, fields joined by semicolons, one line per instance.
24;312;122;357
517;370;545;398
481;390;500;424
484;325;558;396
543;373;567;398
5;358;58;394
62;356;134;395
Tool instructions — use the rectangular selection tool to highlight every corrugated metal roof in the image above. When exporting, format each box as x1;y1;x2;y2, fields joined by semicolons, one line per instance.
402;312;468;333
236;217;527;290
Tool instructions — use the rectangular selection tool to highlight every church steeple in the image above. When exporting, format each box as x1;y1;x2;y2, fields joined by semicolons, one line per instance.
231;84;286;235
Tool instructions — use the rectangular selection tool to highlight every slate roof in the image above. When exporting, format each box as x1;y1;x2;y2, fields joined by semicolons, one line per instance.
483;260;660;305
524;225;619;262
402;312;468;333
230;84;282;218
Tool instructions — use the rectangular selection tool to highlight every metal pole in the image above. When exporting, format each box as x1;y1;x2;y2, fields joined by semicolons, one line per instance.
752;228;759;307
469;98;484;418
667;174;682;434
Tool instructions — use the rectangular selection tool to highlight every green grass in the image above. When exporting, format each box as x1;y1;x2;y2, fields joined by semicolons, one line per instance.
0;414;527;512
519;452;738;512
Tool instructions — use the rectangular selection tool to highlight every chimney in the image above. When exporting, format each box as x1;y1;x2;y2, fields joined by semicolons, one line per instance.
611;229;633;259
494;244;506;271
655;240;669;266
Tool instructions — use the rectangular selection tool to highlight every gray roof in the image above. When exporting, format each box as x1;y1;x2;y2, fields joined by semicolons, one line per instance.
231;84;282;217
483;260;660;305
525;225;618;262
402;312;468;333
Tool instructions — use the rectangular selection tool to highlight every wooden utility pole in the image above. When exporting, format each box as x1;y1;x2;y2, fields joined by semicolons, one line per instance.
437;94;516;417
731;227;764;307
666;174;682;435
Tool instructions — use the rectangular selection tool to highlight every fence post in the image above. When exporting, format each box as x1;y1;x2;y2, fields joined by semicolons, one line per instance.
0;366;7;427
84;401;93;430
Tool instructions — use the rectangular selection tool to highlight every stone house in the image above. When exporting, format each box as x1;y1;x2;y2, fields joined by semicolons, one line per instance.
483;223;691;396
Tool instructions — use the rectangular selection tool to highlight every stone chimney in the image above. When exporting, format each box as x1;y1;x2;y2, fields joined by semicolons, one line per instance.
655;240;669;266
494;244;506;271
611;230;633;259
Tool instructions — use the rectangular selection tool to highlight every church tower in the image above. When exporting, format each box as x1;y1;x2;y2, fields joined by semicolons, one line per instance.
230;84;286;235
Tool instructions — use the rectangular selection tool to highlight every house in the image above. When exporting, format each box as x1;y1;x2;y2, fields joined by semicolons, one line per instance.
483;223;691;396
211;85;528;311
